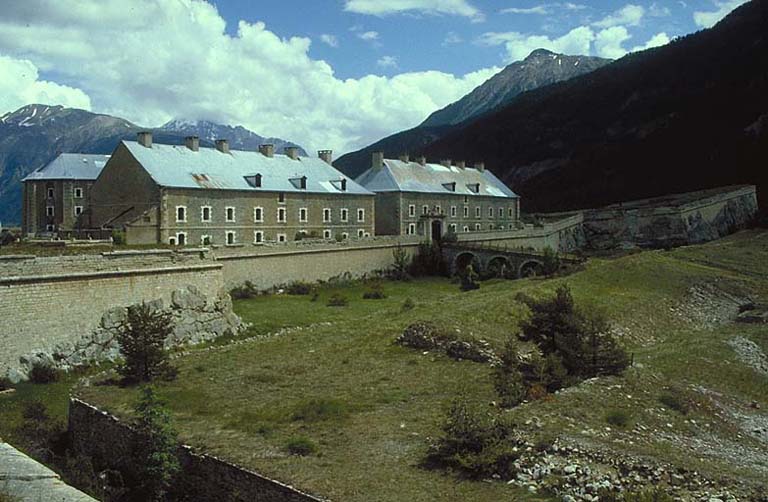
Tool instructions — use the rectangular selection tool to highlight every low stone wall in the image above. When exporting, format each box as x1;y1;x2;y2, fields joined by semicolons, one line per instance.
68;398;324;502
454;213;585;252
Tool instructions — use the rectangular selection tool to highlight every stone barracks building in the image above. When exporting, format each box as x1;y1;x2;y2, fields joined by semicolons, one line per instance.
87;133;375;245
355;152;520;241
22;153;110;237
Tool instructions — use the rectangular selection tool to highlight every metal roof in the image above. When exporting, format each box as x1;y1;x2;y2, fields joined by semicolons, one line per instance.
123;141;373;196
355;159;519;198
22;153;110;182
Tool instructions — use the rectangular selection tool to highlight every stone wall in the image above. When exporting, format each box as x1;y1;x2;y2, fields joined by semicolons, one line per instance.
68;398;324;502
454;213;585;252
0;249;225;378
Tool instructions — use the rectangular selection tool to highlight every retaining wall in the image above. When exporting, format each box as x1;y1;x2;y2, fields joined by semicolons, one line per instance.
454;213;585;252
68;398;323;502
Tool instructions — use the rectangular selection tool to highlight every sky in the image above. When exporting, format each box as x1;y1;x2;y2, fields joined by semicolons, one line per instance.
0;0;749;155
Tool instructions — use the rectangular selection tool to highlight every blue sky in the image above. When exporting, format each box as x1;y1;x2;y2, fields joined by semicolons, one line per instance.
0;0;748;154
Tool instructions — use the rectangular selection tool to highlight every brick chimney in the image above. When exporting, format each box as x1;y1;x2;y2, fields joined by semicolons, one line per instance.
184;136;199;152
456;160;466;169
215;139;230;154
475;162;485;172
440;159;452;167
399;153;410;163
137;131;152;148
417;156;426;166
285;146;299;160
372;151;384;170
259;144;275;158
318;150;333;164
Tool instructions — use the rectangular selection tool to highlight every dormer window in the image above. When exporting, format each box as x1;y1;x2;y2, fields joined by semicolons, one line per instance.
331;178;347;191
466;183;480;194
442;182;456;192
290;176;307;190
245;174;262;188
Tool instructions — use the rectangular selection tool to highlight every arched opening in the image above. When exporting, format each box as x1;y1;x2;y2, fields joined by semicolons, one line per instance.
518;260;544;278
455;252;479;275
487;256;510;279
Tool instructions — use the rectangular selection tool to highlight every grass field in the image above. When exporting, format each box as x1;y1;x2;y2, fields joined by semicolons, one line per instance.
19;229;768;500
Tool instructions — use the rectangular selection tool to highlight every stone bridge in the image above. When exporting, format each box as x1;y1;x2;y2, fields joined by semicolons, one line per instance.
441;241;583;278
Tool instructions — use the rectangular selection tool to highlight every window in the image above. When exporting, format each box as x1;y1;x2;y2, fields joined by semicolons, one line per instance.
46;224;55;232
201;235;212;245
498;207;504;218
46;206;54;217
74;206;83;216
463;206;469;218
277;207;286;222
323;229;332;239
449;223;457;233
508;207;514;218
422;205;429;215
408;204;416;217
244;174;262;188
176;206;187;222
253;207;263;222
434;205;441;215
340;208;348;222
299;208;308;222
253;230;263;244
475;207;481;218
357;208;365;222
408;223;416;235
226;231;236;245
323;208;332;223
74;187;83;198
463;225;469;233
226;206;236;222
498;225;505;230
47;187;54;198
176;232;187;246
201;206;212;222
489;224;495;230
450;206;457;217
357;229;365;238
475;223;482;231
464;196;469;203
341;232;349;240
278;192;286;203
277;233;287;243
488;207;494;218
168;236;176;245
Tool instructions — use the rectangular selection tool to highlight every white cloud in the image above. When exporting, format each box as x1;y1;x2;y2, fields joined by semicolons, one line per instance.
0;0;498;155
693;0;748;28
631;32;670;52
358;30;380;41
594;26;631;59
0;54;91;113
377;56;398;68
344;0;484;21
443;31;463;45
319;34;339;48
648;2;671;17
477;26;595;62
593;4;645;28
500;6;550;15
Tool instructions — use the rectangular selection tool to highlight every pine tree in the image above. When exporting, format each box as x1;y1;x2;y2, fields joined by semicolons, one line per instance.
116;303;175;383
133;386;180;501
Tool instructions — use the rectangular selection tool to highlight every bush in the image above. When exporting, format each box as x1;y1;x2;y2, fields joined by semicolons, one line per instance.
459;265;480;292
286;281;314;295
390;245;412;280
425;399;520;479
116;303;176;384
492;341;527;408
362;281;387;300
291;398;350;422
0;376;12;391
659;389;690;415
230;281;258;300
326;293;348;307
541;246;561;277
112;229;126;245
15;401;65;462
605;409;632;428
402;298;416;311
285;436;318;456
28;361;59;384
410;242;447;277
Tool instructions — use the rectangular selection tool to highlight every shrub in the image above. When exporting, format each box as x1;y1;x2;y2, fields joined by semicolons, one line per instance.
459;265;480;292
605;409;632;428
541;246;561;277
286;281;314;295
363;281;387;300
28;361;59;384
112;229;126;245
15;401;65;462
335;233;344;243
230;281;258;300
326;293;348;307
402;298;416;311
493;340;527;408
291;398;350;422
116;303;176;384
659;389;690;415
425;399;520;479
410;242;447;277
132;387;180;502
390;245;412;280
285;436;318;456
0;376;12;391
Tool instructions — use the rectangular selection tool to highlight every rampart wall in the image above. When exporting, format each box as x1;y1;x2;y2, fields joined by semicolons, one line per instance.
454;213;585;252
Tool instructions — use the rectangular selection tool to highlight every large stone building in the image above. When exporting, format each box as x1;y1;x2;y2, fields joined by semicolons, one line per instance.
355;152;520;240
21;154;110;237
88;133;375;245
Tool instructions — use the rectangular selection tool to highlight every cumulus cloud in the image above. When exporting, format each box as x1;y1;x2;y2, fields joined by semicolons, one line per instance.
0;0;498;155
693;0;748;28
319;34;339;48
0;54;91;113
593;26;631;59
631;32;671;52
593;4;645;28
377;56;399;68
477;26;595;62
500;5;550;15
344;0;484;21
357;30;380;41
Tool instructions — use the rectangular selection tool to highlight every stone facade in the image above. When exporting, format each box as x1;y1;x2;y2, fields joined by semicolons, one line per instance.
22;179;95;236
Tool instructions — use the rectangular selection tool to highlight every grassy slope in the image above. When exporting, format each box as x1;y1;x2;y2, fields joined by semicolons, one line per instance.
74;230;768;500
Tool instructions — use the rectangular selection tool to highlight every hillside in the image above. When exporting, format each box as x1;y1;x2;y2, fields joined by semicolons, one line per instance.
421;0;768;213
0;105;304;225
334;50;610;178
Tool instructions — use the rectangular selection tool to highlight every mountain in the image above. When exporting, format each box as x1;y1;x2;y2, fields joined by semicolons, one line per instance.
0;105;304;224
334;50;611;177
420;0;768;213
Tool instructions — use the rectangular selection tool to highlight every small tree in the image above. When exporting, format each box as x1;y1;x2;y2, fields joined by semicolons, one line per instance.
391;245;411;280
493;340;527;408
133;386;180;501
459;264;480;292
116;303;175;384
541;246;561;277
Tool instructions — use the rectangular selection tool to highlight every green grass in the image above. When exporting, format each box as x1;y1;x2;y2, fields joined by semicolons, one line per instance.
68;230;768;500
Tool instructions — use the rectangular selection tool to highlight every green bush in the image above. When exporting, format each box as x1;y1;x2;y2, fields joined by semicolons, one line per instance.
492;340;527;408
0;376;12;391
459;265;480;292
390;245;412;280
28;361;59;384
116;303;176;384
326;293;348;307
425;399;520;479
659;389;690;415
286;281;314;295
541;246;561;277
605;409;632;428
230;281;258;300
410;242;447;277
285;436;318;456
14;401;65;462
402;298;416;311
291;398;350;422
112;229;126;245
363;281;387;300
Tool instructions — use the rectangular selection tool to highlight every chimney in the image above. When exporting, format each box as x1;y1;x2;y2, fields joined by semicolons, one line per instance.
184;136;199;152
259;144;275;158
456;160;466;169
475;161;485;172
215;139;230;154
398;153;410;163
318;150;333;165
440;159;452;167
137;131;153;148
285;146;299;160
372;151;384;170
417;156;426;166
340;178;347;191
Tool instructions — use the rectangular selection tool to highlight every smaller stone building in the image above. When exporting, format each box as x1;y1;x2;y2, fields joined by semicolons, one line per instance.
21;154;110;237
89;133;375;246
355;153;520;240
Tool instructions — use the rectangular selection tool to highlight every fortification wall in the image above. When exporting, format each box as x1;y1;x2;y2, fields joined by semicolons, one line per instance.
454;213;585;252
68;398;323;502
0;250;223;377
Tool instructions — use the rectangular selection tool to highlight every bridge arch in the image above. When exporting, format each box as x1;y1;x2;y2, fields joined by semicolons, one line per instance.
486;255;511;278
518;259;544;278
454;251;480;275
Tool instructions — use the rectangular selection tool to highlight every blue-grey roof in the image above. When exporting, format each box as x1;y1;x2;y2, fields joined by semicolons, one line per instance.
123;141;373;196
22;153;110;182
355;159;518;198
